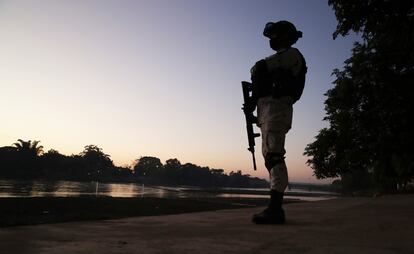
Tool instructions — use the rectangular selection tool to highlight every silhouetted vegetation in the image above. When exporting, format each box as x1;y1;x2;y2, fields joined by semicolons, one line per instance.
304;1;414;192
0;140;268;188
133;156;265;187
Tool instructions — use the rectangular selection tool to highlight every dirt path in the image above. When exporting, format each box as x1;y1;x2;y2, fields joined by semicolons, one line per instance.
1;195;413;254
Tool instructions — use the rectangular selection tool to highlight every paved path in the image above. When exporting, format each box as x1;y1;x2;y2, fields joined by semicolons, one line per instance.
1;195;413;254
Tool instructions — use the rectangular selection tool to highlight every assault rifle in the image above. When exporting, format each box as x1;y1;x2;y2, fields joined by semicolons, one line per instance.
241;81;260;171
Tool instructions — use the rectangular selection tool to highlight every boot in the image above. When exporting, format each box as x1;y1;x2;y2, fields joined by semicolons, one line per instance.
252;190;285;224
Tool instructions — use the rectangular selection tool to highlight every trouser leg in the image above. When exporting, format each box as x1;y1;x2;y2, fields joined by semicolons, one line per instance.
252;125;289;224
269;161;289;192
261;126;289;193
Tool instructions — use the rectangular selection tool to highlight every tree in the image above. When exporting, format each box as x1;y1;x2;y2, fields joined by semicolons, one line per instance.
228;170;250;188
210;169;227;187
133;156;163;177
12;139;44;178
165;158;181;169
163;158;182;184
13;139;44;156
80;145;114;180
304;0;414;192
0;146;18;178
40;149;67;179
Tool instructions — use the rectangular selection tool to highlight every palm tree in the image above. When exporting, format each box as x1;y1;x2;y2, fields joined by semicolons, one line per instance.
13;139;44;156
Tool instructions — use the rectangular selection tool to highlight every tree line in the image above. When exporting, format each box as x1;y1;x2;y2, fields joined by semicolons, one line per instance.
0;139;268;188
304;0;414;192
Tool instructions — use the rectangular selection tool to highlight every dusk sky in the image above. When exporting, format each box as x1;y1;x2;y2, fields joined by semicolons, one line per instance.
0;0;359;183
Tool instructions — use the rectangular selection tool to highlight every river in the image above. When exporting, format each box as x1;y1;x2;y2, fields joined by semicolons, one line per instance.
0;179;338;201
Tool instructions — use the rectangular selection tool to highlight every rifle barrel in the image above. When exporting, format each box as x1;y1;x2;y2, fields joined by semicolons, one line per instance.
252;150;257;171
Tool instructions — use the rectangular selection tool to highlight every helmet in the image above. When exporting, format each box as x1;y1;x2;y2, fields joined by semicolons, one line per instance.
263;20;302;44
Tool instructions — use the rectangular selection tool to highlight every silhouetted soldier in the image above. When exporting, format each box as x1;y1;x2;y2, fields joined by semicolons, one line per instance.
249;21;307;224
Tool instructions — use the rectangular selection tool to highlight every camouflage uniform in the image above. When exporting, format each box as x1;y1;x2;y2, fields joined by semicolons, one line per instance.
253;47;305;192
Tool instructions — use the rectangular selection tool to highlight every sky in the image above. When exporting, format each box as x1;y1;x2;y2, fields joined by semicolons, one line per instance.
0;0;359;183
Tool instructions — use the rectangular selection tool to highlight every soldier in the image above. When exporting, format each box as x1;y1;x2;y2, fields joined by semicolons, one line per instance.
249;21;307;224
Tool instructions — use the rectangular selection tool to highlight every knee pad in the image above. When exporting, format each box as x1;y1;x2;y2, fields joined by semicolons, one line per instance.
265;153;285;171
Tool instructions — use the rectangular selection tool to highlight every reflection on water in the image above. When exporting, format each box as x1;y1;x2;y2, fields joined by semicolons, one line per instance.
0;180;338;201
216;193;336;202
217;193;268;199
0;180;194;198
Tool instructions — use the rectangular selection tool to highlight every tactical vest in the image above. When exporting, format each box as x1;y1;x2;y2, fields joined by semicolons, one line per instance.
251;48;307;103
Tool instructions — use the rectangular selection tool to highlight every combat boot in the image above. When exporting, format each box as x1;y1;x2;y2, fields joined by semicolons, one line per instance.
252;190;285;224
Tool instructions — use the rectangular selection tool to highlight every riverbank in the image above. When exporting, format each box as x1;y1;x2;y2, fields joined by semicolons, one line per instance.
1;194;412;254
0;196;301;227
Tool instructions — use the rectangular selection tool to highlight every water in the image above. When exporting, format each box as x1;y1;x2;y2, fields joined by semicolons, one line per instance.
0;180;181;198
0;180;338;201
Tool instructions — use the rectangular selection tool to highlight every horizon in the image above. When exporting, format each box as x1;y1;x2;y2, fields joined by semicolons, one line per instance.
0;0;359;184
0;139;336;185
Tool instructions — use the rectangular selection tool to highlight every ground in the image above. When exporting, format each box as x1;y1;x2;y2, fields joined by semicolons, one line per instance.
0;194;413;254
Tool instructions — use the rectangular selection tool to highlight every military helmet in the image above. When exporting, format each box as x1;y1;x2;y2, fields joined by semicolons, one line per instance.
263;20;302;44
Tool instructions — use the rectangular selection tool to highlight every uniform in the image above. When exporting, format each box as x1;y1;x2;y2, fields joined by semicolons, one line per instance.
254;47;306;192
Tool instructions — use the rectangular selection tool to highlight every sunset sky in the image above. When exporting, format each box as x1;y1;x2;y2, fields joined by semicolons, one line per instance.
0;0;359;183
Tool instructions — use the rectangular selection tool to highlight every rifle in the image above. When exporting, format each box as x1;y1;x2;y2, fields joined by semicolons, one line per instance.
241;81;260;171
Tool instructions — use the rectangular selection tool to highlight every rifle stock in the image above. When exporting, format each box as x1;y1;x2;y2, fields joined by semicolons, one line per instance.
241;81;260;171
